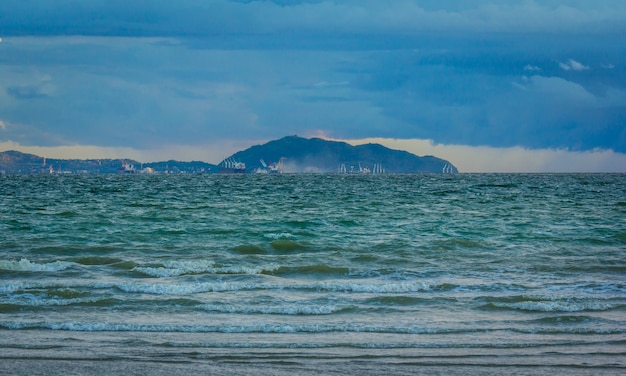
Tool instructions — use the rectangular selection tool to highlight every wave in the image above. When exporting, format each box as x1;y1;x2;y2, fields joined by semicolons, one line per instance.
110;281;251;294
364;295;448;306
0;280;233;296
264;233;293;240
132;260;281;277
0;281;51;294
0;258;75;272
485;301;622;312
4;320;623;336
0;277;524;297
531;315;596;324
1;278;444;296
481;296;624;312
156;338;626;350
0;295;208;311
312;280;437;293
0;321;476;334
111;280;436;295
0;280;336;296
0;296;107;308
568;281;626;294
199;304;349;315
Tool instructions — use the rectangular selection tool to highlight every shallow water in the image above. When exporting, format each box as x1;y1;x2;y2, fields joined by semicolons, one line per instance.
1;173;625;374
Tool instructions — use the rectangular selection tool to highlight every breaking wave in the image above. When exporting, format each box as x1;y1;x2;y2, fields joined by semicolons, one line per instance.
0;258;75;272
132;260;281;277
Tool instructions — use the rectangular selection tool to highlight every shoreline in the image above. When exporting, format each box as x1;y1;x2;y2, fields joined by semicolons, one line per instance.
1;358;623;376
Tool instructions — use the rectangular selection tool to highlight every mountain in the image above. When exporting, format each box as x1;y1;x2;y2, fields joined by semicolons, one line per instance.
0;150;216;174
226;136;458;173
1;136;458;174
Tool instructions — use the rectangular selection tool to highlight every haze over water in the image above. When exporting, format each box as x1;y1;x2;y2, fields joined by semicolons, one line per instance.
1;173;625;375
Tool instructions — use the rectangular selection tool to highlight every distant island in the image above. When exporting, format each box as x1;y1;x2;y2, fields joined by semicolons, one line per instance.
0;136;458;174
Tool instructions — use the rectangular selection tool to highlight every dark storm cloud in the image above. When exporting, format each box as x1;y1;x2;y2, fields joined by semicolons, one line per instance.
6;85;49;99
332;34;626;152
2;0;626;37
1;0;625;157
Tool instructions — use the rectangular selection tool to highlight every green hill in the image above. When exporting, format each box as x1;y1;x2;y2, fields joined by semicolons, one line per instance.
227;136;458;173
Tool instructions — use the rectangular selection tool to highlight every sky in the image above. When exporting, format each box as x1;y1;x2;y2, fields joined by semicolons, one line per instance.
1;0;625;172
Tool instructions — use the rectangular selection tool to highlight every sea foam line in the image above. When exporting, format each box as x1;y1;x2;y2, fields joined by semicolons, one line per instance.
5;278;624;301
489;300;623;312
0;321;473;334
2;296;104;307
109;280;438;295
3;321;623;335
0;258;75;272
0;279;455;296
199;304;347;315
132;262;281;277
1;280;430;295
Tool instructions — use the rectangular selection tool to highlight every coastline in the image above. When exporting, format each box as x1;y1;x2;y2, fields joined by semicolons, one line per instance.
1;358;623;376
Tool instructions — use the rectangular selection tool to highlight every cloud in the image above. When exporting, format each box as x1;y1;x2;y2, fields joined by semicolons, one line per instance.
3;72;56;101
484;75;626;152
523;64;541;72
6;86;50;99
559;59;590;71
338;44;626;152
1;3;625;164
524;76;594;102
2;1;626;37
2;35;625;155
0;120;7;130
313;81;350;88
343;137;626;173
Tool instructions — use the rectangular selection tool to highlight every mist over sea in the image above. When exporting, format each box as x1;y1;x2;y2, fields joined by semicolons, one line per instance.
1;173;625;375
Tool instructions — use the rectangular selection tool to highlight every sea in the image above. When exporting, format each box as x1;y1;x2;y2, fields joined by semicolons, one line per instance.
1;173;624;375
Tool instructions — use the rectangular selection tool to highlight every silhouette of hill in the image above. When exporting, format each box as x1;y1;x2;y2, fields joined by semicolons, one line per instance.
0;151;216;174
1;136;458;174
227;136;458;173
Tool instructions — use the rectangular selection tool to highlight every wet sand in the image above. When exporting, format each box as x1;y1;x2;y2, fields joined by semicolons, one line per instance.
1;359;622;376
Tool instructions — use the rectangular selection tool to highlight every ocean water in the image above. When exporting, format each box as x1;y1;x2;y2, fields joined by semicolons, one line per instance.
1;173;625;375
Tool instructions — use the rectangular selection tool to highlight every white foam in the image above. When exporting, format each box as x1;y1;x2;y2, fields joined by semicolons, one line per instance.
494;300;617;312
200;304;343;315
264;233;293;239
312;280;435;293
0;277;452;298
133;260;280;277
102;279;438;295
0;281;84;294
0;258;74;272
0;321;456;334
217;264;281;274
111;281;262;294
132;259;216;277
6;296;102;307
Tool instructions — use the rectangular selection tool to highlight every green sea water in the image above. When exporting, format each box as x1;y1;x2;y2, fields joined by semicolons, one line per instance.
1;173;625;374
